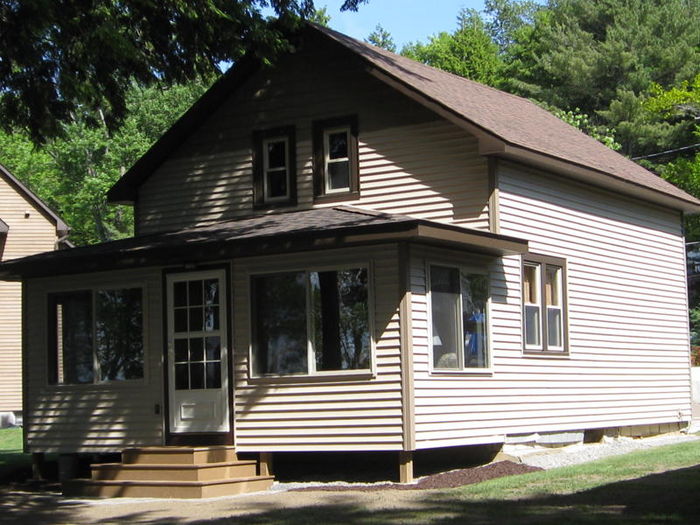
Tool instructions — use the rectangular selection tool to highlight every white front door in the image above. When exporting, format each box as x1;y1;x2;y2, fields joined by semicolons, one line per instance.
166;270;230;434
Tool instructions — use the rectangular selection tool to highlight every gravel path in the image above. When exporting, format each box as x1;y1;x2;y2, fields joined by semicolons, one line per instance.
505;432;700;470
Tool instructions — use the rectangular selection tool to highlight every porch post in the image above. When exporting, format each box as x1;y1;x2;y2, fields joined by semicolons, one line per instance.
259;452;274;476
398;450;414;483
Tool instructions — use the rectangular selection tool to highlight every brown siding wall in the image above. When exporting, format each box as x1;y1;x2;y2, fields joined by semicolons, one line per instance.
232;245;404;452
136;45;489;234
1;176;58;413
24;269;163;453
410;163;690;449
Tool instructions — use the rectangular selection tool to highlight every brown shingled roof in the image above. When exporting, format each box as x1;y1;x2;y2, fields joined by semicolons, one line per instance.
107;23;700;212
0;207;527;279
312;24;700;211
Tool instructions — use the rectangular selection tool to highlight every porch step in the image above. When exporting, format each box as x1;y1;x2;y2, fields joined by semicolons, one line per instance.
91;460;258;481
122;445;238;465
63;476;275;499
64;446;274;499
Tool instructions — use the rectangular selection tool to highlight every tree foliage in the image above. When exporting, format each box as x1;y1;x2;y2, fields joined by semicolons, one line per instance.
0;81;210;245
366;24;396;52
401;9;504;86
0;0;367;144
505;0;700;156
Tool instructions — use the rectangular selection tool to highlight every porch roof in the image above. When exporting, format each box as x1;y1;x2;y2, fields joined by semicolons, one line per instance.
0;206;528;280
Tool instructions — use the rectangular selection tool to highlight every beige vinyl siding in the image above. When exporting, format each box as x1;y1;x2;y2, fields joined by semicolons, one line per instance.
24;268;163;453
232;244;404;452
1;176;58;413
136;45;489;234
411;163;690;449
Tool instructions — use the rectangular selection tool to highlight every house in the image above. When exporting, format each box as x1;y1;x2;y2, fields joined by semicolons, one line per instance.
0;163;69;424
0;23;697;496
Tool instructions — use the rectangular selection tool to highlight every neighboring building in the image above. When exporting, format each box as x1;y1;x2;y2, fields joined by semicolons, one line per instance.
0;163;69;421
0;24;697;494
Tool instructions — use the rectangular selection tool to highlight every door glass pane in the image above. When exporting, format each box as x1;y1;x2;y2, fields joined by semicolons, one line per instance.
204;306;220;331
189;338;204;362
206;337;221;361
174;339;188;362
204;279;219;305
188;280;203;306
174;308;188;333
525;305;541;346
190;363;205;389
206;362;222;389
174;282;188;307
252;272;307;375
189;307;204;332
431;266;461;369
311;268;370;371
461;274;489;368
175;363;189;390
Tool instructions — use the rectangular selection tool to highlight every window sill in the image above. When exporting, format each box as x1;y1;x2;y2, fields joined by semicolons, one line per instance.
313;191;360;204
247;370;375;385
522;350;570;358
46;379;147;389
253;199;297;210
430;368;493;377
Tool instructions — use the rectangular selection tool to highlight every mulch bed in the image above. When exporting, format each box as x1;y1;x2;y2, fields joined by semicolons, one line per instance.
291;460;542;491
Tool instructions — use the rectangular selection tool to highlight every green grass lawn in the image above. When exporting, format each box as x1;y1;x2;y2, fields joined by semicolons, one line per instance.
0;427;30;482
220;440;700;525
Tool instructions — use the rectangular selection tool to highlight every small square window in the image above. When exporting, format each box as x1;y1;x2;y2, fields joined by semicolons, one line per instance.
313;116;359;201
252;126;296;208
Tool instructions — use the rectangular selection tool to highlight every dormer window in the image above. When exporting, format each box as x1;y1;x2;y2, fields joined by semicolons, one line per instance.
313;116;359;202
253;126;296;208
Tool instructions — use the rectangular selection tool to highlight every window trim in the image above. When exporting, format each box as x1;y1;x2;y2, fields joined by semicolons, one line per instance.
252;126;297;208
426;261;493;375
313;115;359;202
247;261;375;381
522;253;569;355
47;283;148;387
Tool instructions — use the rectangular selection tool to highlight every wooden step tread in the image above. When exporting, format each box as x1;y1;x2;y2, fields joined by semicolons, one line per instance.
122;446;236;453
93;460;257;470
68;475;274;488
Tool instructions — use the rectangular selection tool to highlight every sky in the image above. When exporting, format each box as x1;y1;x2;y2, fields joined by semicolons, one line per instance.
319;1;486;49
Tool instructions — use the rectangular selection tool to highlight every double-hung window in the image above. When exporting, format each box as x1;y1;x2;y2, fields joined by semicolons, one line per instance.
48;287;145;384
313;116;359;201
522;254;567;353
429;264;490;371
251;266;371;377
253;126;296;207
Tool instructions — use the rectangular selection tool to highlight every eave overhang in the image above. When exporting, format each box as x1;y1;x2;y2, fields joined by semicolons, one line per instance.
0;214;527;281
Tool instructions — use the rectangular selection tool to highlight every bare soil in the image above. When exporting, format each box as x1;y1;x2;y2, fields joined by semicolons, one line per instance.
292;460;542;491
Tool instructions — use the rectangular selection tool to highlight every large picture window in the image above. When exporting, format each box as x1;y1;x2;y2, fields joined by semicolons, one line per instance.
49;287;144;384
429;265;489;370
523;254;567;353
251;267;371;376
313;116;359;201
253;126;296;208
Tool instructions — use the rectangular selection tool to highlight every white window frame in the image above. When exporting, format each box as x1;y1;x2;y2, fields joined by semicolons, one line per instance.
523;262;543;351
48;282;148;387
262;136;290;203
323;126;352;194
248;262;375;380
427;262;492;374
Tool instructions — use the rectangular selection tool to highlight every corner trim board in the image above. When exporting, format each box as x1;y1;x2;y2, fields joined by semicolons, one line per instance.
398;242;416;451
